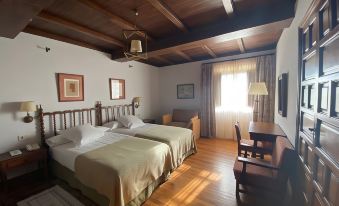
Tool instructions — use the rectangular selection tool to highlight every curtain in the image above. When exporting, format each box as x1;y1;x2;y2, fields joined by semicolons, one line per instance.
248;55;276;122
201;63;216;137
214;58;256;140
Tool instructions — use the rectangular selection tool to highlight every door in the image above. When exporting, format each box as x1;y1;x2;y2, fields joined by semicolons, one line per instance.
298;0;339;205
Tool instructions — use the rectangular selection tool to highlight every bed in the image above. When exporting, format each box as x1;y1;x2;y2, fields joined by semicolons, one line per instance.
38;106;173;206
96;102;197;168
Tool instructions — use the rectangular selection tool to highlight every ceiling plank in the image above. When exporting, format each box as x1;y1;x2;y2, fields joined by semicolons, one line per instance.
222;0;234;16
23;26;107;52
202;45;217;58
77;0;153;41
37;11;124;47
175;50;192;61
237;38;246;53
153;56;174;65
145;0;188;32
0;0;55;38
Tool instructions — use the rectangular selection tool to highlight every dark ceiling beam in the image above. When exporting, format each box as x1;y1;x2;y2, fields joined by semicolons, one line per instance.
237;38;246;53
222;0;234;16
175;50;192;61
153;56;174;65
37;11;124;47
112;2;295;61
202;45;217;58
77;0;154;41
23;26;107;52
0;0;55;38
145;0;188;32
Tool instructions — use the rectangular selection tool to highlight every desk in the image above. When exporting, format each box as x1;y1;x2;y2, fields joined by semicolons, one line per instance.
248;121;286;156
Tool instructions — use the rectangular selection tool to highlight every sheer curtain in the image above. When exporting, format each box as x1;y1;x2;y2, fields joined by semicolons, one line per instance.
214;58;256;140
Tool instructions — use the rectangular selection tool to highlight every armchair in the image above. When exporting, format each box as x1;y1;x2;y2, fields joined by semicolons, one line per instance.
162;109;200;139
233;136;296;202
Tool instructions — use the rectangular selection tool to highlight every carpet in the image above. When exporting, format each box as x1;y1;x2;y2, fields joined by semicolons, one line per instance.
17;185;85;206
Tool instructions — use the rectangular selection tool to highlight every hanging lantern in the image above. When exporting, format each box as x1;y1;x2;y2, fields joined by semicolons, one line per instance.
123;9;148;60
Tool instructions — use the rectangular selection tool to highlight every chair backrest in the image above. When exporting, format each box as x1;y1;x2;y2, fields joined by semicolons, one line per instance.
271;136;296;181
234;122;242;143
172;109;199;122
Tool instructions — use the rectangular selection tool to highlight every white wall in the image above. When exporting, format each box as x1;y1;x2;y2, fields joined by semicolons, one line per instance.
275;0;313;146
0;33;160;154
159;62;202;116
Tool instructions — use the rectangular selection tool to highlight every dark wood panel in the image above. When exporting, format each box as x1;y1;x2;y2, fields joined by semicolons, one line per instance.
318;122;339;165
327;172;339;205
315;157;326;191
322;35;339;75
304;52;318;79
319;83;329;112
242;31;282;50
0;0;55;38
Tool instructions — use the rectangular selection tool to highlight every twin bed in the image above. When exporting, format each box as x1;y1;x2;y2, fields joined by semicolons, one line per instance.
39;102;197;206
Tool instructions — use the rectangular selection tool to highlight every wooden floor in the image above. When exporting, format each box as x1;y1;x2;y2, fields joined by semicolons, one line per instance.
1;138;276;206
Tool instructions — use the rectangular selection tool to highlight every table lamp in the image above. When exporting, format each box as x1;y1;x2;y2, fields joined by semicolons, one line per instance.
20;101;36;123
248;82;268;121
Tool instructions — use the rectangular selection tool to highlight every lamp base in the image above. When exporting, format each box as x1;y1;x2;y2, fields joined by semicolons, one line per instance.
23;114;33;123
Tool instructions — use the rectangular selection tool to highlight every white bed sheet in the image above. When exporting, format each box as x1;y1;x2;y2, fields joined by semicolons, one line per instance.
108;123;157;136
50;132;129;171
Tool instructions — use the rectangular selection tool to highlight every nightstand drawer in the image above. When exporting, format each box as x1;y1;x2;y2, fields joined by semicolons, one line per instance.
5;158;25;169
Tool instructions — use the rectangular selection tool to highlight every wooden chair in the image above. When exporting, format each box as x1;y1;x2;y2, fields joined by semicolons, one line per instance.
233;136;296;202
162;109;200;139
235;122;271;158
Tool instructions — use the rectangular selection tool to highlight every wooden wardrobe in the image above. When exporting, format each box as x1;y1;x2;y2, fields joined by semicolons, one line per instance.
297;0;339;205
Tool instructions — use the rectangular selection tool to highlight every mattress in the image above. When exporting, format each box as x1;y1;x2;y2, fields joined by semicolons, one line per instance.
50;132;128;171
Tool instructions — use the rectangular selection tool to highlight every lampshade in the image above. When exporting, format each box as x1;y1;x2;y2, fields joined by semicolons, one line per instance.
132;97;141;103
130;40;142;53
248;82;268;95
20;101;36;112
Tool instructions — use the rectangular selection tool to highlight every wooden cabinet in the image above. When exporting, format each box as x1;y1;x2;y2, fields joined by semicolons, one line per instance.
298;0;339;205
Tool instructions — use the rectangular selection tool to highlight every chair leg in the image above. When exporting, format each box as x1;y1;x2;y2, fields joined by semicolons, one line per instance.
244;150;248;158
260;153;264;159
236;180;240;201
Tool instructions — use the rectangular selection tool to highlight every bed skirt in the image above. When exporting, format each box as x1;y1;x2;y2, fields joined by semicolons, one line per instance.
50;160;170;206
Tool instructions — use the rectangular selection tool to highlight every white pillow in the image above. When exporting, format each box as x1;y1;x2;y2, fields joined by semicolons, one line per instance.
60;124;105;147
95;126;110;132
117;115;145;129
46;135;71;147
102;121;123;129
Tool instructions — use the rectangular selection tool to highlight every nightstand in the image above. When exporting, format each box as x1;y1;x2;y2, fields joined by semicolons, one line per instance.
143;119;156;124
0;147;48;191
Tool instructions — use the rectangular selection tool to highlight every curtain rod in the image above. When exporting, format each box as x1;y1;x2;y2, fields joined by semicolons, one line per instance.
201;49;275;65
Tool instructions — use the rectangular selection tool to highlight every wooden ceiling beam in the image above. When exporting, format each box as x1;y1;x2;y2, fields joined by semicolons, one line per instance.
77;0;153;41
202;45;217;58
153;56;174;65
0;0;55;38
222;0;234;16
37;11;124;47
175;50;192;61
237;38;246;53
23;26;107;52
145;0;188;32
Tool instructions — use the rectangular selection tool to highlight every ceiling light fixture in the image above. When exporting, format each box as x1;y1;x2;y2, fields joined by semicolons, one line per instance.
123;7;148;60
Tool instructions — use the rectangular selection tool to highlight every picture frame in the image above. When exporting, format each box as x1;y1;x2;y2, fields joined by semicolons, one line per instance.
109;78;125;100
177;84;194;99
57;73;84;102
278;73;288;117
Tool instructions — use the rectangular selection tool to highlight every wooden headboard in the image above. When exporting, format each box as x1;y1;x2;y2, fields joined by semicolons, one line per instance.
95;101;135;126
38;105;97;146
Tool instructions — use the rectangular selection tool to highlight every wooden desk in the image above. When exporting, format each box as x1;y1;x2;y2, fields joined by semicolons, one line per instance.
248;121;286;157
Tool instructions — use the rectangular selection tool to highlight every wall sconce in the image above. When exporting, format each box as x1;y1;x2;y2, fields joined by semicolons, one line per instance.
132;97;141;108
20;101;36;123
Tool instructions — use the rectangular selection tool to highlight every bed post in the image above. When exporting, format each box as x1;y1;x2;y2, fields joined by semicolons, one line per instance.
38;105;47;147
132;100;136;115
95;101;103;126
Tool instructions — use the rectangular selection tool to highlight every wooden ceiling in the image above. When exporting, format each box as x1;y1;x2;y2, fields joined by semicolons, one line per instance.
0;0;296;67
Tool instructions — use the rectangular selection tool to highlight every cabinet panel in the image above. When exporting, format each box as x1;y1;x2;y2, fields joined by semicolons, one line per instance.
327;172;339;205
318;122;339;164
321;3;330;36
302;113;315;139
322;36;339;74
315;157;326;191
319;83;329;112
334;82;339;116
304;54;318;79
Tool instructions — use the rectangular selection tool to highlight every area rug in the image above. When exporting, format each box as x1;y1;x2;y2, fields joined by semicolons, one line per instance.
17;185;84;206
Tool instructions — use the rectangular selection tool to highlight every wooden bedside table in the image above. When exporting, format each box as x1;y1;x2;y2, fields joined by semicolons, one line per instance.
0;147;48;191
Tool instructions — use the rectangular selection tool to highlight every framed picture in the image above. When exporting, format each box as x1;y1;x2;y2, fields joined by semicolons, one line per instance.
57;73;84;102
177;84;194;99
109;78;125;100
